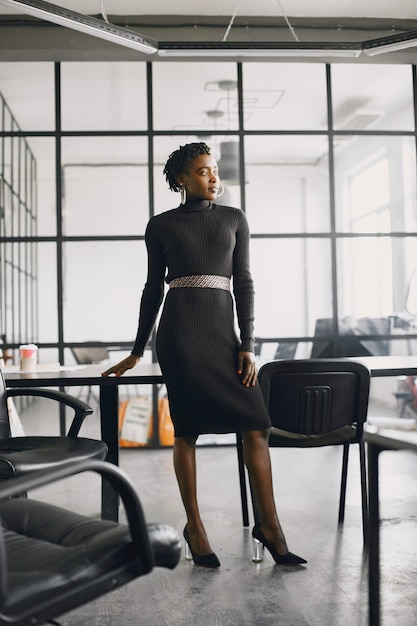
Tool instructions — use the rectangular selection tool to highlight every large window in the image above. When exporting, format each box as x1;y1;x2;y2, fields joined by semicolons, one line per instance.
0;60;416;374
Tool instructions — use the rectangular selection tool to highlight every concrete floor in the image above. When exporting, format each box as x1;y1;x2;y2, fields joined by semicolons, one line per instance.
14;392;417;626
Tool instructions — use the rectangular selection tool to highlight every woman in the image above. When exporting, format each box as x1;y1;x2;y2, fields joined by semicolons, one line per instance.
102;142;306;568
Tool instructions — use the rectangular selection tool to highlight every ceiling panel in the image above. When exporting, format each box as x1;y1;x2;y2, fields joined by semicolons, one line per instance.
0;0;416;19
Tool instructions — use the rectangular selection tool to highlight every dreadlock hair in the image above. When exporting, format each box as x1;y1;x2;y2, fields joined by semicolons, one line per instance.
163;142;212;193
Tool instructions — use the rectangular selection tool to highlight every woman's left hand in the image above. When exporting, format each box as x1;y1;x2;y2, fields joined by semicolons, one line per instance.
237;351;258;387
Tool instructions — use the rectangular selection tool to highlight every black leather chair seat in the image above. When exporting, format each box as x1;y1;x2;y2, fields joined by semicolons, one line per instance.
0;436;108;478
0;460;181;626
0;498;180;617
269;424;357;447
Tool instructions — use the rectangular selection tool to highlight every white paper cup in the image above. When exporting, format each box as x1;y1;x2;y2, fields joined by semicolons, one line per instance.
19;344;38;372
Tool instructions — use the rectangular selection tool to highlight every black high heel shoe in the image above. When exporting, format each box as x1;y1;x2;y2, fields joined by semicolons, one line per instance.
183;526;221;568
252;526;307;565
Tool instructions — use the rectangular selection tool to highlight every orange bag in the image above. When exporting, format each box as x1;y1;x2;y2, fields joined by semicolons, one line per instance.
119;396;174;447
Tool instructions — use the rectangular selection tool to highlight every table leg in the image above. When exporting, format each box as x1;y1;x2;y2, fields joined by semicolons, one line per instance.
100;384;120;521
236;433;249;527
368;442;381;626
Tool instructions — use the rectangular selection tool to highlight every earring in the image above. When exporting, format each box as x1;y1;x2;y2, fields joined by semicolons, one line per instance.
216;182;225;198
180;186;187;205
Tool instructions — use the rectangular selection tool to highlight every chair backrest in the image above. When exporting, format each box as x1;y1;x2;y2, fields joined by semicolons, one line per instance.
71;345;109;365
274;342;298;360
258;359;370;438
0;459;181;626
0;371;11;440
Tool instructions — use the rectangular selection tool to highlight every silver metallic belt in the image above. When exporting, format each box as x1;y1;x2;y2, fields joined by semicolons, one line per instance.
169;275;231;290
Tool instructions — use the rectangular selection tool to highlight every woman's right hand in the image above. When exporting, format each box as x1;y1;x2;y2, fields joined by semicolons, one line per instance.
101;354;141;377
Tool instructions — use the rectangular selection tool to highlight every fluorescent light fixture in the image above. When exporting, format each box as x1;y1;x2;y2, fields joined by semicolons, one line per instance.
337;108;385;131
363;31;417;56
158;42;362;59
0;0;158;54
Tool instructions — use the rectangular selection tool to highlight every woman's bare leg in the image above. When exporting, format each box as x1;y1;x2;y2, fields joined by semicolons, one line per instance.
173;435;213;555
242;429;289;554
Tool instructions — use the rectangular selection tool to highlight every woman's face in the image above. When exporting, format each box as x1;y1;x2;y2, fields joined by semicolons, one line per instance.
178;153;220;202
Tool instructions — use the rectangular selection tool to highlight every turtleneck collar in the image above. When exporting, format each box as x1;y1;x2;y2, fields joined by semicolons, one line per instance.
177;199;214;213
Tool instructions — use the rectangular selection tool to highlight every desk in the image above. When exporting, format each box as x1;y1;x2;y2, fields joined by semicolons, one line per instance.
4;363;164;521
344;357;417;625
365;427;417;626
345;355;417;378
4;356;416;523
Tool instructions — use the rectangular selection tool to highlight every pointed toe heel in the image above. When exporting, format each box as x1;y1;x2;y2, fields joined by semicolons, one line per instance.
183;526;221;568
252;526;306;566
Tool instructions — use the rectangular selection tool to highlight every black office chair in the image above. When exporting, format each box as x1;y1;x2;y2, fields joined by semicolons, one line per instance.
71;345;109;366
237;359;371;544
0;369;107;484
0;459;181;626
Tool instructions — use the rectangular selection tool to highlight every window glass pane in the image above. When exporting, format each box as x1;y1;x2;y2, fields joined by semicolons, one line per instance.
0;96;12;132
153;135;242;215
38;242;58;343
3;245;13;342
337;236;417;321
27;137;56;236
404;247;417;318
245;135;330;233
0;63;54;131
153;62;238;131
1;136;55;235
334;135;417;233
2;241;57;345
4;239;39;348
388;337;417;357
250;238;332;338
61;62;147;130
331;64;414;131
61;137;149;236
63;241;148;343
243;63;327;130
336;231;417;359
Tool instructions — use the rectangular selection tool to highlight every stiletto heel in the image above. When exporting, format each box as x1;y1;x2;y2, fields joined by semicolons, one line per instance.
252;536;264;562
183;526;221;568
252;526;307;565
184;537;193;561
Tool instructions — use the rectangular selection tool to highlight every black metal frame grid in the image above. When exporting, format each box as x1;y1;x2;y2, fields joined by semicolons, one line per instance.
0;60;416;366
0;90;38;355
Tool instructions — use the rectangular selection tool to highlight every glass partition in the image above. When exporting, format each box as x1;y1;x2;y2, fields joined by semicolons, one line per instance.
337;236;417;323
37;242;58;343
250;237;333;339
242;63;328;130
26;138;56;236
63;240;148;343
244;135;330;233
61;62;147;131
334;135;417;233
152;62;239;131
1;58;417;411
331;64;415;131
61;137;149;236
0;63;54;131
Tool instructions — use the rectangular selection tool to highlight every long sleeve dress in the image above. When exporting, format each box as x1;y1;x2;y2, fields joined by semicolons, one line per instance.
132;198;271;437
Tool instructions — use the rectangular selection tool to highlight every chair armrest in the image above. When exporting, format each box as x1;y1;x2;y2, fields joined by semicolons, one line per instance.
0;459;156;573
6;387;94;437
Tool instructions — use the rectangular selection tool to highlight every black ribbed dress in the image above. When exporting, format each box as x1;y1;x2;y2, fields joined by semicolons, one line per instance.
132;199;271;437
